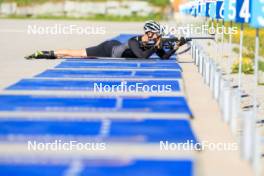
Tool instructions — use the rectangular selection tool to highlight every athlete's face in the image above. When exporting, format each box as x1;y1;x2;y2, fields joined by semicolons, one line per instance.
146;32;159;40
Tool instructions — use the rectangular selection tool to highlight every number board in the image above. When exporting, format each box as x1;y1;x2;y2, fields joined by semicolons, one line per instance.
196;0;201;16
190;1;201;17
179;4;189;15
200;2;208;16
205;2;211;17
250;0;264;28
190;4;197;16
216;0;224;19
197;0;210;17
208;1;217;18
235;0;251;23
224;0;237;21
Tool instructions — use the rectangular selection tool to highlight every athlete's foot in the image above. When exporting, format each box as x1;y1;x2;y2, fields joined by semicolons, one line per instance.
25;51;56;60
25;51;45;60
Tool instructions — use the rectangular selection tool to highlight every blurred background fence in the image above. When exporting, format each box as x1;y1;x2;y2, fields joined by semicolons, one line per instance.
0;0;177;20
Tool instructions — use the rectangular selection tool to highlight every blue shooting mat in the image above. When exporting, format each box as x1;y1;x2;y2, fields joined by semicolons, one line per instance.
55;61;182;70
35;69;182;79
0;95;192;115
6;79;180;92
0;158;194;176
0;118;198;143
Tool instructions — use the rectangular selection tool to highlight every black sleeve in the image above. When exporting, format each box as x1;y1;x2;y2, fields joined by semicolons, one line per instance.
156;48;176;60
128;38;156;59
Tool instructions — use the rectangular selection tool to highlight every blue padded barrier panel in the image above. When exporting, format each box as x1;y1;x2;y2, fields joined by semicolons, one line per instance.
0;95;192;115
35;70;182;79
55;62;182;70
64;58;177;62
57;62;137;68
0;119;198;143
0;119;100;136
0;158;194;176
6;79;180;92
109;119;197;143
121;96;191;114
0;95;116;111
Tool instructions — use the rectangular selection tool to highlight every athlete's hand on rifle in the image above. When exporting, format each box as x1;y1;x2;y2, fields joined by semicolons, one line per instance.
178;37;187;46
154;37;162;49
173;42;180;51
171;37;183;50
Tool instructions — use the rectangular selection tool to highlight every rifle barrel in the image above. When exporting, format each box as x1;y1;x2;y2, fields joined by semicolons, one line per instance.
162;36;215;42
144;36;215;48
188;36;215;40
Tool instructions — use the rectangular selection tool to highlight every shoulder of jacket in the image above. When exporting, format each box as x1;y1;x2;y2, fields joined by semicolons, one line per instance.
130;35;142;41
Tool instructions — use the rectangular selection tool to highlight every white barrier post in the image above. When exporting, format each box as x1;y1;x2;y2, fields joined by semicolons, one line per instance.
219;77;229;112
230;89;240;134
217;73;223;101
209;59;215;91
205;56;210;85
241;110;254;160
202;52;206;77
203;55;208;83
222;82;231;123
199;49;204;74
213;65;218;98
253;129;261;176
213;66;221;100
202;51;208;79
197;46;201;70
252;29;260;175
195;46;199;66
192;42;196;61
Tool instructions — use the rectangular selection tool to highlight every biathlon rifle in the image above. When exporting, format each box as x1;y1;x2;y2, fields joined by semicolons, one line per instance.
144;35;215;49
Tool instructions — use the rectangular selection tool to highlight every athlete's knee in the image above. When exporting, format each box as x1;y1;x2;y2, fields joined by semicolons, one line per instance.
78;49;87;57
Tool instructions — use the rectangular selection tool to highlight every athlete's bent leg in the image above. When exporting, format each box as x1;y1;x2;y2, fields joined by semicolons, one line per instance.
55;49;87;58
25;49;88;59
